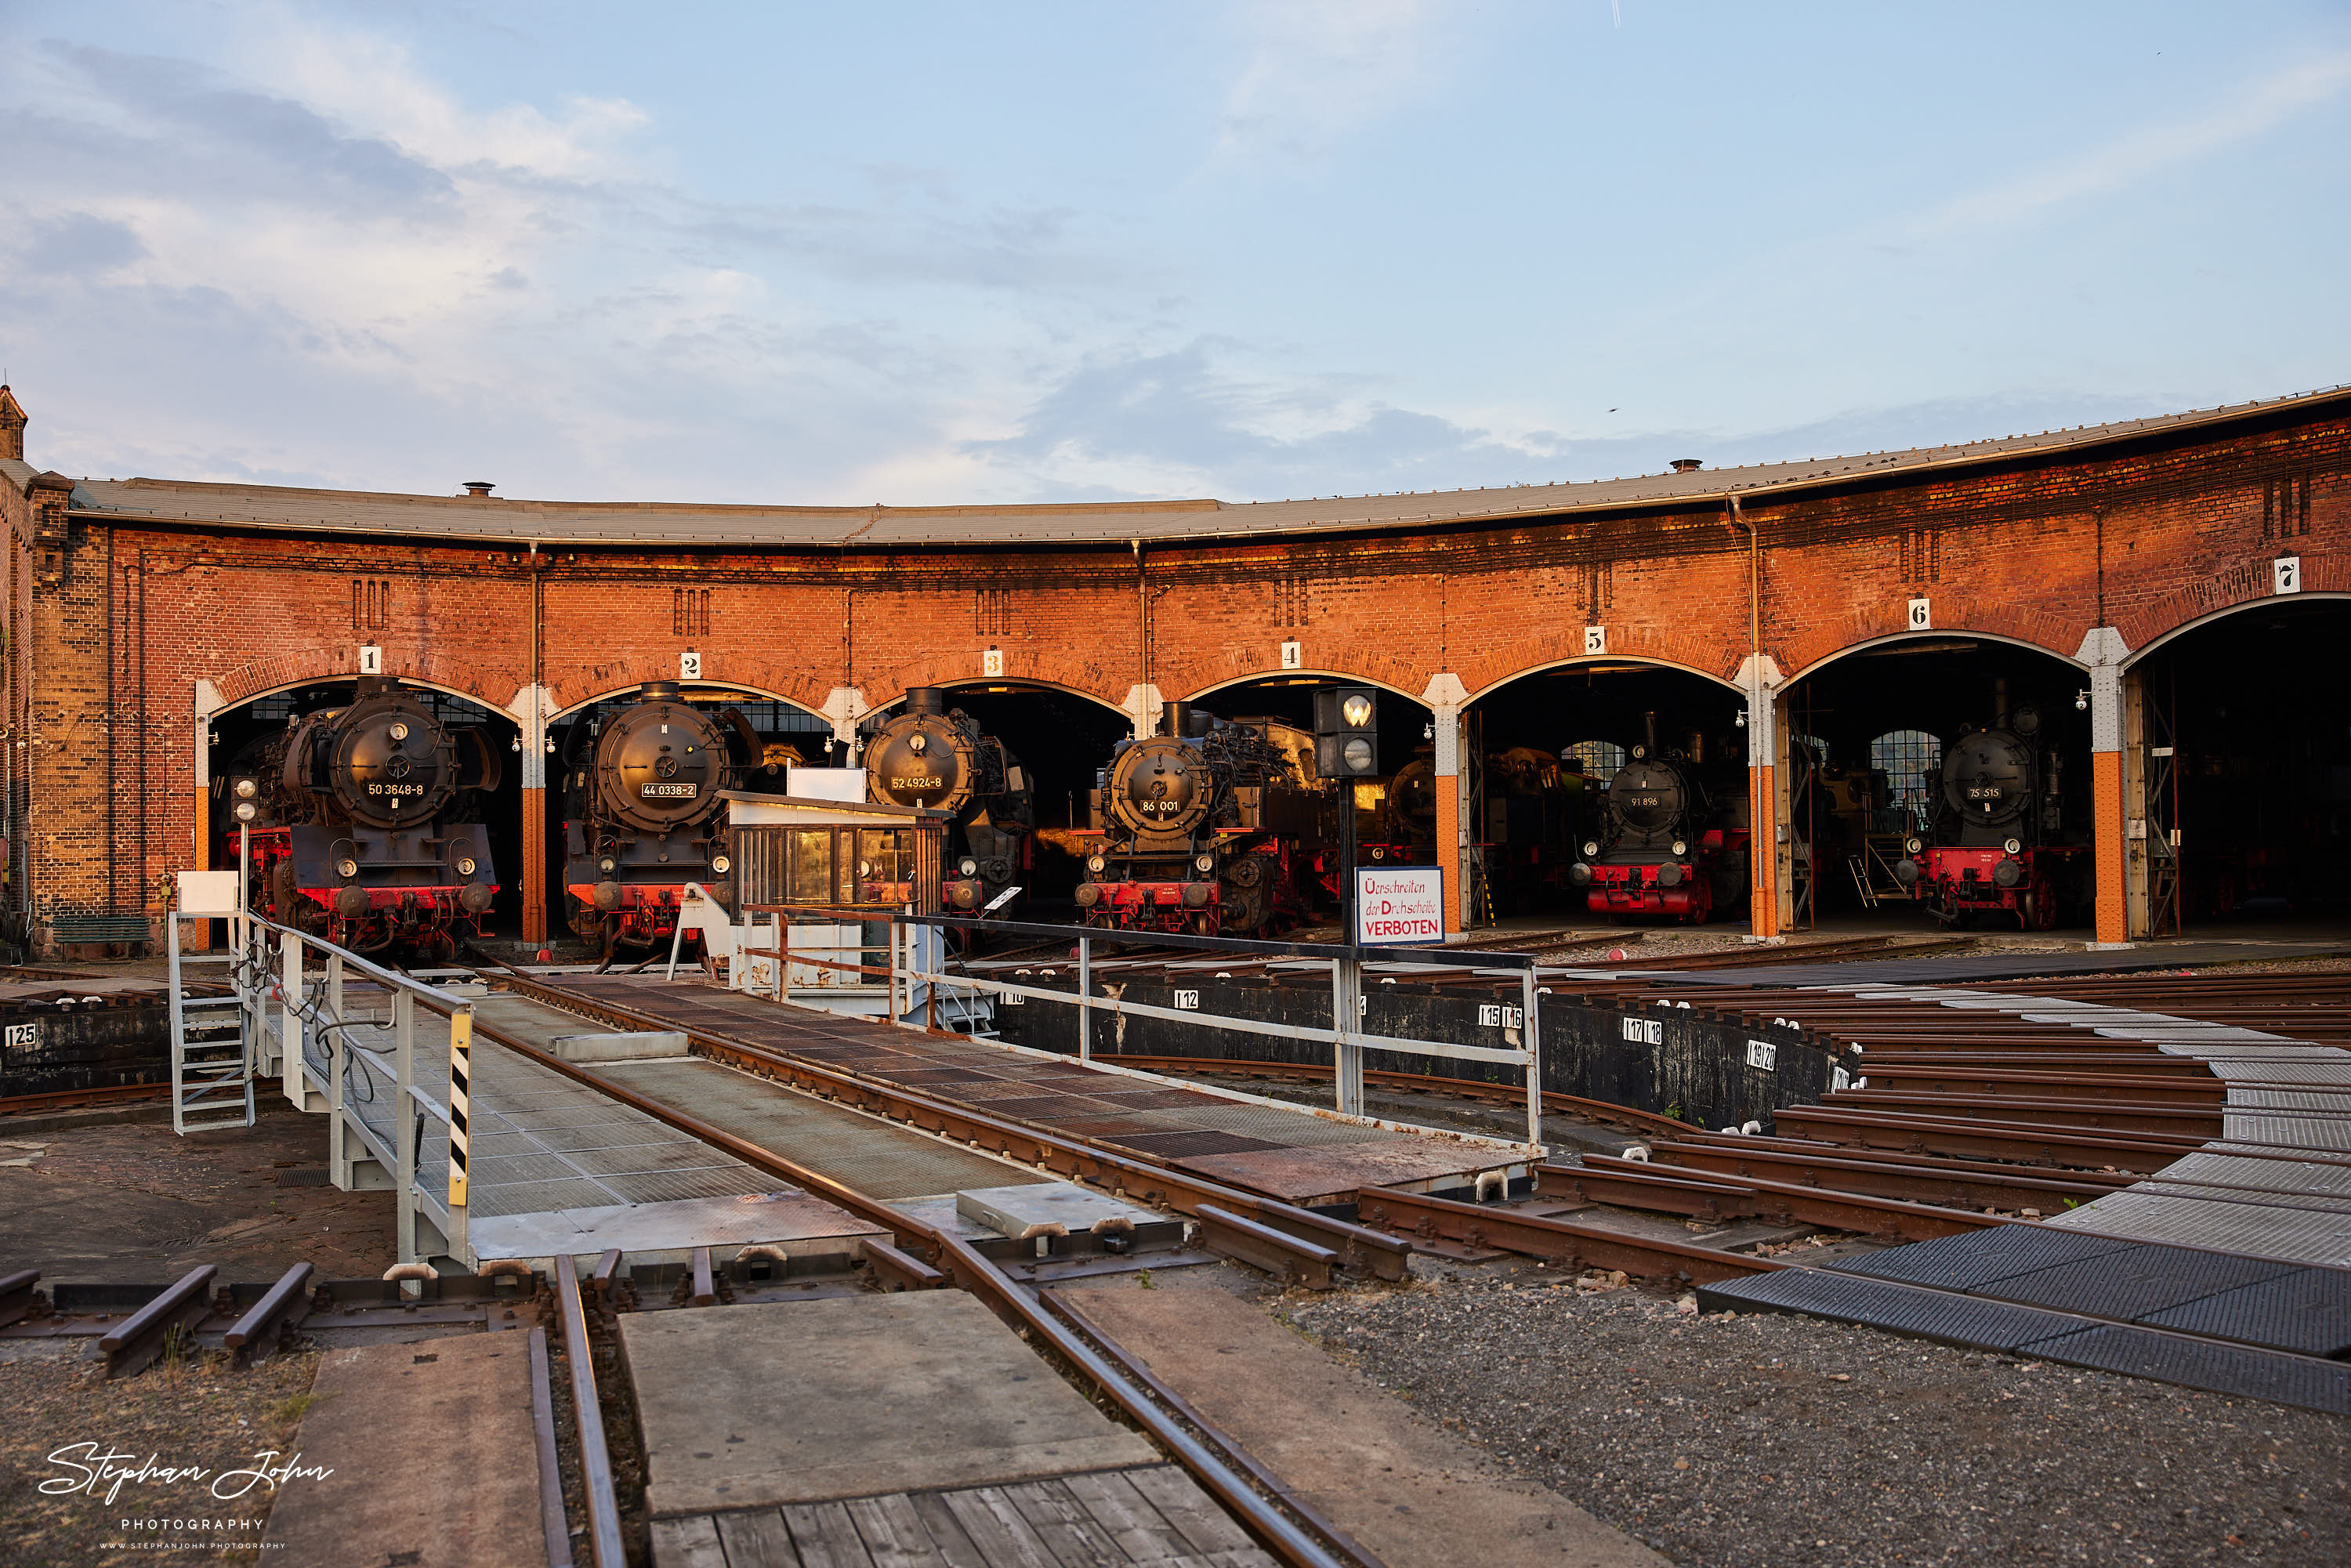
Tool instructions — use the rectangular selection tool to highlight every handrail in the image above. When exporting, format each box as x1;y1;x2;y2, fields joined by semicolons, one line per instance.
239;911;479;1017
902;908;1538;969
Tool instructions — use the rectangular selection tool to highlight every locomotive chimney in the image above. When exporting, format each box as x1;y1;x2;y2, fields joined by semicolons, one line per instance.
1643;710;1659;755
906;687;945;716
640;680;681;701
1161;701;1191;738
1994;677;2009;726
1187;707;1215;739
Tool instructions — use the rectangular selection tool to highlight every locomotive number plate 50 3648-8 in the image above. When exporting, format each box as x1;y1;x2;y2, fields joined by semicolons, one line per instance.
639;782;698;798
367;782;426;797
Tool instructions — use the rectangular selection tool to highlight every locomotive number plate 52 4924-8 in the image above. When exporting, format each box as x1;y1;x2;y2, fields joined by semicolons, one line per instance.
639;782;698;798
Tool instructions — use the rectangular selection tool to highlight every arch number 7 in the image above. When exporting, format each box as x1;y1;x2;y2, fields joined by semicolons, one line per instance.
2275;556;2301;595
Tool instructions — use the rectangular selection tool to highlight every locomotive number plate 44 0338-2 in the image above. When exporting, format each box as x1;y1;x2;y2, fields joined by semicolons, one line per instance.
639;782;698;798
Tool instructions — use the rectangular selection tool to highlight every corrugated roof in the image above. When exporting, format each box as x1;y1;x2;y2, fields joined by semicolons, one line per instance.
63;384;2351;550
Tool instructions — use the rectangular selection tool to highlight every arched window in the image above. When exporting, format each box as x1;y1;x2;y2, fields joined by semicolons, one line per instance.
1870;729;1942;831
1559;739;1628;789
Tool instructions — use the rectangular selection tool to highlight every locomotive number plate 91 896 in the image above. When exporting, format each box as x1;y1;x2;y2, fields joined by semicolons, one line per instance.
639;782;698;798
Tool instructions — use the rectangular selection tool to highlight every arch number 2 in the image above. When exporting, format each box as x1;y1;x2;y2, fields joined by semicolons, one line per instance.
2275;556;2302;595
1907;597;1932;632
357;645;382;675
680;650;702;679
1583;625;1607;656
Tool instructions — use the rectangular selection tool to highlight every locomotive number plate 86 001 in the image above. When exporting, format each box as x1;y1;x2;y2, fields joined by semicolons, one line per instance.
639;782;698;798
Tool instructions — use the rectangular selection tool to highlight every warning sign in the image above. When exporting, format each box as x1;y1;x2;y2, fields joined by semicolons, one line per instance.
1355;867;1444;946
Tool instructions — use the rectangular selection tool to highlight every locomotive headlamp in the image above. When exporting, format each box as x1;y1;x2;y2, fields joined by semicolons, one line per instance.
1087;853;1107;874
1993;859;2023;888
1631;744;1646;760
1671;839;1688;856
1194;853;1214;873
712;854;730;875
2003;838;2022;855
233;777;258;799
1582;840;1600;858
600;856;617;874
909;733;928;754
234;801;257;822
960;857;979;876
1904;836;1923;855
455;856;476;876
1569;863;1592;885
1341;693;1373;729
389;722;410;741
1657;863;1684;887
338;857;359;878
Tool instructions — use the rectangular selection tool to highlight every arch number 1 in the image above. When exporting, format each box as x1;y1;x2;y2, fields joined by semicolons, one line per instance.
1583;625;1607;656
1907;597;1932;632
2275;556;2302;595
680;650;702;679
357;645;382;675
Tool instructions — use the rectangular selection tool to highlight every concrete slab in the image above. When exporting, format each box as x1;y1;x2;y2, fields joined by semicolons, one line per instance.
1176;1139;1528;1205
267;1334;545;1568
621;1291;1159;1516
469;1187;887;1269
1065;1280;1665;1568
955;1182;1175;1244
549;1029;690;1062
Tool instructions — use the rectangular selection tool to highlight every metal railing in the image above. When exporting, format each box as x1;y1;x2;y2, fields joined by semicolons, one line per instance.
725;906;1546;1148
195;907;484;1267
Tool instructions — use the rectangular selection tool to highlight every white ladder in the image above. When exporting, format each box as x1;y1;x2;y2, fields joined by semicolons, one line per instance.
165;882;256;1134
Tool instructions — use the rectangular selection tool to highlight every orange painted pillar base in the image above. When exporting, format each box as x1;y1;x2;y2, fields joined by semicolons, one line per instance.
1436;780;1462;934
520;784;547;945
2092;750;2127;944
1748;762;1779;938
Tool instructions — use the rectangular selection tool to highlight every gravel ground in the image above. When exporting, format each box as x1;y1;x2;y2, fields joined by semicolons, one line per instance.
0;1349;322;1566
1284;1269;2349;1568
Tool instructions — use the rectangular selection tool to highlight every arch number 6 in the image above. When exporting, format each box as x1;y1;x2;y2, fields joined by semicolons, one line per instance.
1907;597;1932;632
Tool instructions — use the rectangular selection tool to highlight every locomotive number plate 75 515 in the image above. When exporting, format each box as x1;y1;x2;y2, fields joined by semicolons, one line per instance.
639;782;698;798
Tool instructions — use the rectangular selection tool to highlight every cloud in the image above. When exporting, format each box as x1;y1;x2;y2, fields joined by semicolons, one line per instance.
17;212;146;273
1206;0;1445;168
1913;49;2351;240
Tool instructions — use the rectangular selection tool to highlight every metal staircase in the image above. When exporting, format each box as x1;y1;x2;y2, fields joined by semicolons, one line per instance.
165;872;256;1133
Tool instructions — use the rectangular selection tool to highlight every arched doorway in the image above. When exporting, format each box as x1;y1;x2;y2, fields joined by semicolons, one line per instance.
1780;634;2091;932
2128;597;2351;933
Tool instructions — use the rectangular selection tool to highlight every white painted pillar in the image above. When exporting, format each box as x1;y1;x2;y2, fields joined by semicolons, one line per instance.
1121;683;1165;740
1421;673;1469;932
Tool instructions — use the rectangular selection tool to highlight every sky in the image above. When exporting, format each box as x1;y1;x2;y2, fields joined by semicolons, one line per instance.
2;1;2346;505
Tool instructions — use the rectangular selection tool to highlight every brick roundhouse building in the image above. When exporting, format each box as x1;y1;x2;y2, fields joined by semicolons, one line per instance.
0;381;2343;955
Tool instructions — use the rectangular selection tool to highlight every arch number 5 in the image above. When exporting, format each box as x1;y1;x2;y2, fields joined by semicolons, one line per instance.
1583;625;1607;656
1907;597;1932;632
2275;556;2301;595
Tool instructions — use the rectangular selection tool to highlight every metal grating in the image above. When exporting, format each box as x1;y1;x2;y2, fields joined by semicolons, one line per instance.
1827;1226;2139;1289
2016;1324;2351;1415
2040;1190;2351;1269
1973;1244;2298;1320
1110;1130;1287;1158
1695;1269;2089;1353
2135;1268;2351;1357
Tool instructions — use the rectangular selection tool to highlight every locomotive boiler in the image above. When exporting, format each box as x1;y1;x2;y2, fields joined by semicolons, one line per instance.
224;677;502;960
864;688;1034;914
563;682;762;951
1894;704;2088;929
1567;716;1748;922
1075;704;1331;936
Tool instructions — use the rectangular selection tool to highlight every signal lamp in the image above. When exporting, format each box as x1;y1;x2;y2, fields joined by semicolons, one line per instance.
234;777;258;799
712;854;730;875
1341;693;1373;728
234;802;257;822
1311;686;1381;778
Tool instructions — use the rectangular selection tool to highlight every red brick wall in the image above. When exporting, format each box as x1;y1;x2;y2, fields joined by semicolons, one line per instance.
21;402;2348;947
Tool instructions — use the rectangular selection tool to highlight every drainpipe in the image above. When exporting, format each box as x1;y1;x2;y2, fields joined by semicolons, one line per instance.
1726;495;1779;937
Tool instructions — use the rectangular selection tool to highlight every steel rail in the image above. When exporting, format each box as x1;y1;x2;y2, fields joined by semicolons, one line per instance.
1770;1103;2206;1171
554;1254;626;1568
97;1265;216;1378
1038;1287;1382;1568
1353;1186;1788;1285
1545;1157;2006;1241
1661;1129;2146;1186
1642;1139;2126;1209
1821;1090;2225;1137
222;1261;313;1366
480;973;1413;1280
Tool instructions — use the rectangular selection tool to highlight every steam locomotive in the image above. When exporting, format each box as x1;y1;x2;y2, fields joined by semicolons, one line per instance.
1567;718;1748;922
224;677;502;960
1075;703;1331;936
864;688;1034;914
562;682;762;951
1894;705;2087;929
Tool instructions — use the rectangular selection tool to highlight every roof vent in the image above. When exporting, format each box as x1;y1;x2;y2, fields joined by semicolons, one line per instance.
462;480;495;498
1669;458;1703;473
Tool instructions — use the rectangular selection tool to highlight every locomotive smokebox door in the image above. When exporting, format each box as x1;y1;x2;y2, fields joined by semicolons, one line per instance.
1313;686;1380;778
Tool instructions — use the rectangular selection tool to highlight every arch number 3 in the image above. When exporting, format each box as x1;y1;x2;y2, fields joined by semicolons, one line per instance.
357;645;382;675
2275;556;2302;595
1583;625;1607;656
1907;597;1932;632
679;650;702;679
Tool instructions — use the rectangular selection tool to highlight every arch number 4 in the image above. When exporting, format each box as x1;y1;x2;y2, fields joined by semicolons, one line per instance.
358;645;382;675
1281;639;1302;670
1907;597;1932;632
2275;556;2301;595
1583;625;1607;656
680;650;702;679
